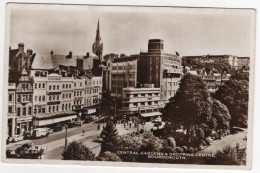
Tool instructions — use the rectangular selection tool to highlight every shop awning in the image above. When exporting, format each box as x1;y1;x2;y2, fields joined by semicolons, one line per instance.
37;114;77;126
141;112;162;118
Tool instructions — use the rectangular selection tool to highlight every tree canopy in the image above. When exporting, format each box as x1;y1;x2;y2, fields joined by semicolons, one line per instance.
214;79;249;128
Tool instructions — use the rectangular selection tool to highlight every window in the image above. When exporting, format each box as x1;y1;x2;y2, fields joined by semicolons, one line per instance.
141;102;145;106
53;106;55;112
69;103;71;109
8;95;12;102
57;85;59;90
53;95;55;100
133;103;137;106
42;108;45;113
49;106;51;113
17;108;21;116
43;83;45;88
148;102;152;105
63;84;65;89
74;83;76;87
49;86;51;90
38;108;42;113
66;94;68;98
49;96;51;101
18;95;21;102
28;107;32;115
56;105;59;111
65;104;67;110
57;95;59;100
39;96;41;102
80;83;82;87
43;96;45;101
69;93;71;98
134;94;138;97
39;83;41;88
141;94;145;97
29;95;32;102
8;106;12;113
53;85;55;90
23;107;26;116
66;84;68;88
35;83;37;89
62;104;64;111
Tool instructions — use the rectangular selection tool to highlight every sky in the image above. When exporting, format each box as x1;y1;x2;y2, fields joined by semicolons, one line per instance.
9;4;255;57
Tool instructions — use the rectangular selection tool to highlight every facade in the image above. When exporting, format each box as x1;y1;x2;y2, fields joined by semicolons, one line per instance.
16;69;34;134
7;83;16;137
137;39;182;104
103;54;139;97
187;69;231;92
237;57;250;70
121;84;163;121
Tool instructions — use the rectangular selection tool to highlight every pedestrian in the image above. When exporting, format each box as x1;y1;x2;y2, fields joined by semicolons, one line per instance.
129;122;132;128
82;129;85;136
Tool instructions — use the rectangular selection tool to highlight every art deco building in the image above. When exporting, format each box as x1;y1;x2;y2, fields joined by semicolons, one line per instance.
137;39;182;104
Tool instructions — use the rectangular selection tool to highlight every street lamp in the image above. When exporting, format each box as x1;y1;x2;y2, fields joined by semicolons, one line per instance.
64;124;68;148
34;104;39;129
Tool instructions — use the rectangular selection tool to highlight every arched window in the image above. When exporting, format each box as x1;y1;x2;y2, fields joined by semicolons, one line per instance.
8;94;12;102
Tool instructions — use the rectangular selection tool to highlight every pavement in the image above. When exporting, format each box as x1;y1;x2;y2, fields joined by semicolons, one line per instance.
198;128;248;154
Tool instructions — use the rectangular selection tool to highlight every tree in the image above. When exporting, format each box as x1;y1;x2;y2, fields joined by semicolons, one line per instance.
215;79;249;128
96;151;122;161
211;99;231;130
164;73;213;133
62;141;95;160
100;120;118;153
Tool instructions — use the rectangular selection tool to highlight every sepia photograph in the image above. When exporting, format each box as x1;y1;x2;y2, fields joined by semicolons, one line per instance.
1;3;256;170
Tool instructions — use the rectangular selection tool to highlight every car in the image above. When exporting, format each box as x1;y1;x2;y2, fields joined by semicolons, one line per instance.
24;131;32;140
32;128;49;139
46;128;53;134
75;121;83;127
12;135;24;142
152;121;166;131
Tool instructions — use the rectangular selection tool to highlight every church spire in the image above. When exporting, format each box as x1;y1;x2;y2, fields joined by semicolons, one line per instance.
96;18;101;42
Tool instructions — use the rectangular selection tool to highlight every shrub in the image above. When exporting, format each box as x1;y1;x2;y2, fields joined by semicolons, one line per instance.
96;151;122;161
181;146;188;152
187;147;195;153
167;137;176;149
62;141;95;160
175;147;184;153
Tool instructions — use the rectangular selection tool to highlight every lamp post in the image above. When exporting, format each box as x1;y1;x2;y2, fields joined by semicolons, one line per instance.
65;124;68;148
33;105;39;129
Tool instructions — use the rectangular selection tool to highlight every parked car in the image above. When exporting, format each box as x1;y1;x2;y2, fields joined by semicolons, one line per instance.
46;128;53;134
32;128;49;139
24;131;32;140
152;121;166;131
53;124;63;132
7;143;44;159
75;121;83;127
12;135;24;142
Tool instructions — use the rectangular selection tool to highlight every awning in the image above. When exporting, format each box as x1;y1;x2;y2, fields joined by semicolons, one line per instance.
37;114;77;126
141;112;162;118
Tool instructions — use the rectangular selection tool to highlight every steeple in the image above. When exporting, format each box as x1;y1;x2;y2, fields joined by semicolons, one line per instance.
95;18;101;42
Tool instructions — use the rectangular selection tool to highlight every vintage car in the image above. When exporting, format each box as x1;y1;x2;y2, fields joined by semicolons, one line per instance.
46;128;54;134
11;135;24;142
32;128;49;139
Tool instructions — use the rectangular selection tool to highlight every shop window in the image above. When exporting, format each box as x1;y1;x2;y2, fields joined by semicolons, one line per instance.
8;106;12;113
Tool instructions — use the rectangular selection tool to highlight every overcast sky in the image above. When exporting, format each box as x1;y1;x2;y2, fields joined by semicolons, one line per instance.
9;4;255;57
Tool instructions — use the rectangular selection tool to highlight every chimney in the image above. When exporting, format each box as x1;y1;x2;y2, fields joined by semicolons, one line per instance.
27;48;33;56
67;51;72;58
18;42;24;52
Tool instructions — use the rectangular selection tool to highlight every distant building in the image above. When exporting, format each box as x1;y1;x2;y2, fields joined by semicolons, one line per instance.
237;57;250;71
7;83;16;137
186;69;231;92
121;84;163;121
137;39;182;104
183;54;238;68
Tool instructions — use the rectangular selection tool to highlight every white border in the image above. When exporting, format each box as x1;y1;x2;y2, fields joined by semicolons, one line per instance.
0;1;259;173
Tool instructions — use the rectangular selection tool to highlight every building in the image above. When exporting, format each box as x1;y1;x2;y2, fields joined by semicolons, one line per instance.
237;57;250;70
30;53;102;127
182;54;238;68
137;39;182;104
7;83;16;137
186;69;231;92
121;84;163;121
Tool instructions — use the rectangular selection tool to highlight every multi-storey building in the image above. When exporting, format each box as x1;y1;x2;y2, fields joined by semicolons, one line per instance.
16;69;33;134
7;83;16;137
121;84;163;121
137;39;182;104
186;69;231;92
182;55;238;68
102;54;139;97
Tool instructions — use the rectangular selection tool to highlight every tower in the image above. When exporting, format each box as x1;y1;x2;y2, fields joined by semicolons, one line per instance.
92;19;103;61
